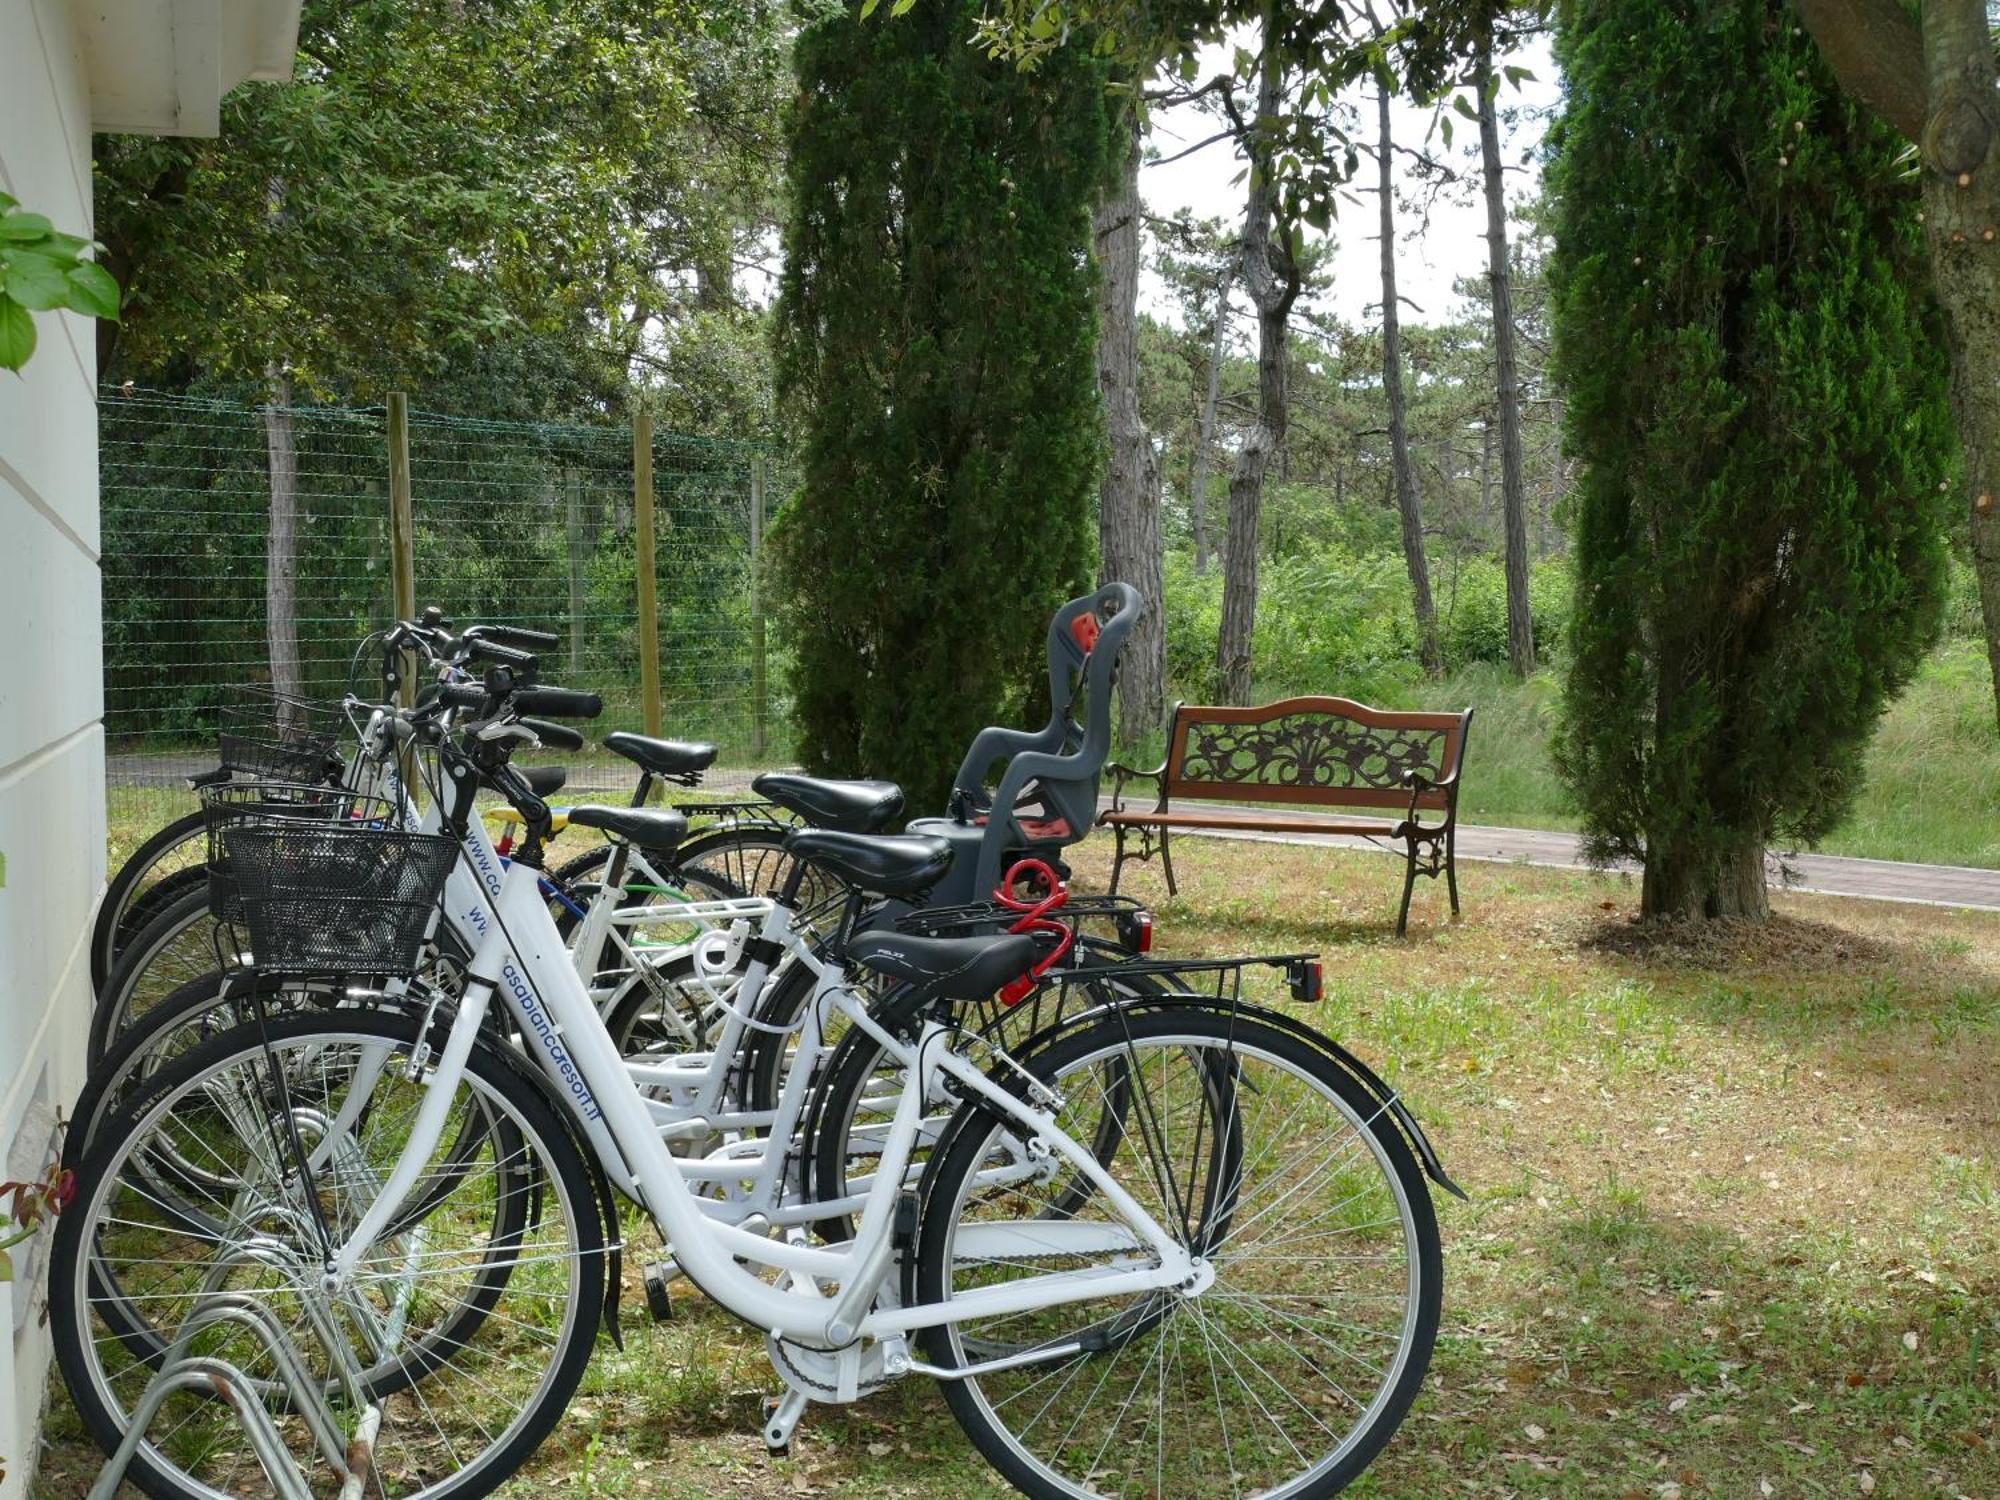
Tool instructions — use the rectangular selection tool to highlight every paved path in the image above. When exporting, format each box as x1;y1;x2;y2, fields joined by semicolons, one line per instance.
108;749;1999;912
1112;808;2000;913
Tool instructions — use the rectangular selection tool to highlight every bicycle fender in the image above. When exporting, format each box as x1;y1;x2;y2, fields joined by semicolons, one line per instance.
1004;994;1467;1202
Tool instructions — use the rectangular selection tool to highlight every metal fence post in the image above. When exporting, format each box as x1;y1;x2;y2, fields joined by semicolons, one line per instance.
386;392;416;710
749;453;767;760
633;414;663;738
565;468;585;680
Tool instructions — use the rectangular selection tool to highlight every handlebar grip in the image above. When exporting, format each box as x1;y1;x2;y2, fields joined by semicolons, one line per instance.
466;638;538;671
512;686;603;719
435;683;490;711
520;717;584;752
479;624;561;652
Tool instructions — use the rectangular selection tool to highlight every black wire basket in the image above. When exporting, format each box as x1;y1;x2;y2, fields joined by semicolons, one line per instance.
199;781;382;925
215;687;346;781
214;812;458;977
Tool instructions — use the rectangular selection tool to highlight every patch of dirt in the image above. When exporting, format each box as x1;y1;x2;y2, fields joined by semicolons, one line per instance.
1572;911;1901;974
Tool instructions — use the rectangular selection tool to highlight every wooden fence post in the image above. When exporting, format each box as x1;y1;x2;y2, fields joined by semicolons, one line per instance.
633;414;663;738
750;454;767;760
386;392;416;710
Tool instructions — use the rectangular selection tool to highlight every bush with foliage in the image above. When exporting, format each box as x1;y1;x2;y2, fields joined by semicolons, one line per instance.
770;0;1112;813
1547;0;1953;918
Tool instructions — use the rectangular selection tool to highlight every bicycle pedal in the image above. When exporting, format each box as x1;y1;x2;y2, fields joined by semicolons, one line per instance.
642;1262;676;1322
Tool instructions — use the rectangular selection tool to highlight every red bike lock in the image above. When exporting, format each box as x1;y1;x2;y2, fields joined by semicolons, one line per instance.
994;857;1076;1005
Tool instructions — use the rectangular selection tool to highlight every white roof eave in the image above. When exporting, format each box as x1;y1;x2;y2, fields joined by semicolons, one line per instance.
77;0;303;138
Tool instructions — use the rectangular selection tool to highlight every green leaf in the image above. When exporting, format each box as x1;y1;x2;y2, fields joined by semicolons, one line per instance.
4;256;69;311
0;298;31;371
859;0;879;17
0;211;53;242
65;261;120;320
1453;94;1478;121
1179;54;1198;82
1439;114;1454;149
1503;65;1536;86
888;0;916;15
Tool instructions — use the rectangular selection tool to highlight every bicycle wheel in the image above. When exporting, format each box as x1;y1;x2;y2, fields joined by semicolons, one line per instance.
51;1009;607;1500
90;883;242;1065
95;808;209;992
70;971;334;1167
915;1006;1442;1500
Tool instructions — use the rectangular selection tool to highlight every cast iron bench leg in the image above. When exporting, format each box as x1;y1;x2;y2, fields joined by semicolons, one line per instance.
1397;835;1418;937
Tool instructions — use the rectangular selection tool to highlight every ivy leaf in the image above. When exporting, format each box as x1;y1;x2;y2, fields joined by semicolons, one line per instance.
66;261;121;320
0;298;32;371
3;255;69;311
0;211;53;241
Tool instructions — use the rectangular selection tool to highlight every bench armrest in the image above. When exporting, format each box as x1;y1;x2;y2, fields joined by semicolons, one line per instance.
1401;765;1461;828
1103;757;1169;817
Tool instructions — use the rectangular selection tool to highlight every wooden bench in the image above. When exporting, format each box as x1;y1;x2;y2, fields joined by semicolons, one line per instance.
1099;696;1474;935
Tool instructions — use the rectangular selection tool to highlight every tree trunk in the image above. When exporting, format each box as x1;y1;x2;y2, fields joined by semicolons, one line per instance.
1214;6;1299;704
264;367;303;704
1379;87;1442;677
1799;0;2000;726
1479;41;1536;679
1641;837;1771;921
1914;0;2000;727
1479;419;1494;532
1190;273;1230;577
1095;112;1167;743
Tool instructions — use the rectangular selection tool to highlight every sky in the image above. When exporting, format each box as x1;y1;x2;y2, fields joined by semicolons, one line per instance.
1137;34;1562;333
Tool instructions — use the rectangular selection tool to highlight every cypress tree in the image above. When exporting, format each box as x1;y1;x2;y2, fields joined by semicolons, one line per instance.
1547;0;1952;920
771;0;1112;814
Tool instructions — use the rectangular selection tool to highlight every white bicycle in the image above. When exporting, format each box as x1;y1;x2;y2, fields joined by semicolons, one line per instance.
51;678;1453;1500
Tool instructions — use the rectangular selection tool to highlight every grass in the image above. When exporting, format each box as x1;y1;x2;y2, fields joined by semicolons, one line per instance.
1375;641;2000;868
35;836;2000;1498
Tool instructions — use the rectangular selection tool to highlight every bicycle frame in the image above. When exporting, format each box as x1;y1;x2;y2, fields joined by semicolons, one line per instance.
328;854;1199;1348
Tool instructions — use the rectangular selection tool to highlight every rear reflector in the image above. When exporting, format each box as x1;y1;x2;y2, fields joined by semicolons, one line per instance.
1117;909;1154;955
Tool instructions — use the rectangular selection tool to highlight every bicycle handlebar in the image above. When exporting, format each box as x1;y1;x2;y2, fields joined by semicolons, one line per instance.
513;686;601;719
520;716;584;752
467;624;560;652
463;637;539;672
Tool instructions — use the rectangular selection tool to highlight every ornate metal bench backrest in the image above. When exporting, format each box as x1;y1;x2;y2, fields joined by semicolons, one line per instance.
1165;696;1470;813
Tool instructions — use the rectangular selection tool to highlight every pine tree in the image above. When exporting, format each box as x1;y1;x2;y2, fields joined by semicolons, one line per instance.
771;0;1112;814
1548;0;1952;920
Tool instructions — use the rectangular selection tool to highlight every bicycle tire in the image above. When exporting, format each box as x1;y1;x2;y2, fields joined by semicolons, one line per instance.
89;883;238;1065
914;1004;1443;1500
93;808;208;992
51;1008;607;1500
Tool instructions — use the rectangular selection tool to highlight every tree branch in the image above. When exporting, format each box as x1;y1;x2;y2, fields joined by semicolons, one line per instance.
1794;0;1927;142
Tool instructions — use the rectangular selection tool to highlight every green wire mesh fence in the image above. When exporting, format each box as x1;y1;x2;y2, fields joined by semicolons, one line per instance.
101;387;793;843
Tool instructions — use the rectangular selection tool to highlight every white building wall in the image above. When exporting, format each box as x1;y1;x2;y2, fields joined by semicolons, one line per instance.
0;0;106;1494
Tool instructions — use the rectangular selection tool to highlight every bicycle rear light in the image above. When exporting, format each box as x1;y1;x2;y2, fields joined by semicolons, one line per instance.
1117;908;1154;954
1289;960;1323;1004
